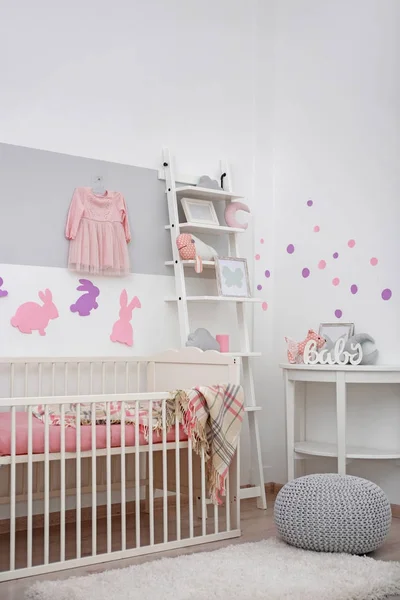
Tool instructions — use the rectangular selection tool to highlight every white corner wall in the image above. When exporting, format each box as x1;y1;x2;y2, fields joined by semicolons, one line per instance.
254;0;400;500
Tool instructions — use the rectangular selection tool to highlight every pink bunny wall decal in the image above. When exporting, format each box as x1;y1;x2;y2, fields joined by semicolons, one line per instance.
110;289;141;347
11;289;59;336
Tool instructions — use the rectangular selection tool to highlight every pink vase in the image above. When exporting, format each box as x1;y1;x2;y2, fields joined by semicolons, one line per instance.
216;334;230;353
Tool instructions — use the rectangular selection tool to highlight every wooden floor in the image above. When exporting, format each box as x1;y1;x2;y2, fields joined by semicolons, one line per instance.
1;499;400;600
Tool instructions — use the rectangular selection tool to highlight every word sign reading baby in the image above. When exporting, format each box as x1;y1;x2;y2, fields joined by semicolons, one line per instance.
304;337;363;366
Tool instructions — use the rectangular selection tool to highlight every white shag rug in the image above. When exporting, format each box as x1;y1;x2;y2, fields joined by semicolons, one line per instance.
26;538;400;600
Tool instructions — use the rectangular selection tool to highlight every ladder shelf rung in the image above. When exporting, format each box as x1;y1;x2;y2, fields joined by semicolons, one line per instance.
165;296;263;303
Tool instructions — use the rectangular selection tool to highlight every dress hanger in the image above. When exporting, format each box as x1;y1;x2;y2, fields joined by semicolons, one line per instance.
91;175;107;196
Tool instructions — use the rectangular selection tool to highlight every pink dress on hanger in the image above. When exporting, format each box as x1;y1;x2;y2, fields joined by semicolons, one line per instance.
65;187;131;276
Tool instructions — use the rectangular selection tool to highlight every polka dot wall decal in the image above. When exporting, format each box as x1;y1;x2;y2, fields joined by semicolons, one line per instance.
332;277;340;286
287;244;295;254
333;252;339;259
257;284;262;291
262;302;268;311
350;284;358;295
307;199;313;207
382;288;392;301
370;257;378;266
255;254;260;260
302;268;310;278
335;309;343;319
264;270;271;278
313;225;320;233
318;260;326;270
348;239;356;248
260;238;264;244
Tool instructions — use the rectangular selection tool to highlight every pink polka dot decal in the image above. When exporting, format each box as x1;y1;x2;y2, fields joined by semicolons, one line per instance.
348;239;356;248
313;225;320;233
318;260;326;270
335;309;343;319
260;238;264;244
370;257;378;266
333;252;339;259
350;284;358;294
332;277;340;286
287;244;295;254
264;270;271;278
302;268;310;278
382;288;392;301
255;254;260;260
307;199;313;207
257;284;262;291
262;302;268;311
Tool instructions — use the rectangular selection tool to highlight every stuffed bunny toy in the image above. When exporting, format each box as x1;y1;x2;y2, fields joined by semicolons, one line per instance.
110;289;141;347
11;289;59;336
70;279;100;317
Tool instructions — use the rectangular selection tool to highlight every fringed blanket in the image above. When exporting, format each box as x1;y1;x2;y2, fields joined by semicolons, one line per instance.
33;384;244;504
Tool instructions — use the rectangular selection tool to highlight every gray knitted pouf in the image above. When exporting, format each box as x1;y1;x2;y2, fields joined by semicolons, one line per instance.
274;474;392;554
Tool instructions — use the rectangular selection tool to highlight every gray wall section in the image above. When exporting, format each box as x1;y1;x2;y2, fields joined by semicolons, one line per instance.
0;143;227;275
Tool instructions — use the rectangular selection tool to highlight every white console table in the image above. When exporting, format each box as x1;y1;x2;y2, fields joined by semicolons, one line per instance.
281;364;400;481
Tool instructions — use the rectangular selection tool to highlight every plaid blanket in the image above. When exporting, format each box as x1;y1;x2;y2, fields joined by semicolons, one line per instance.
33;384;244;504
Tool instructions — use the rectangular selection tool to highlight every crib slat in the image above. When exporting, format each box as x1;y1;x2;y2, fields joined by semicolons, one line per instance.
135;400;141;548
214;502;219;534
162;399;168;543
201;447;206;536
148;399;154;546
44;404;50;565
91;402;97;556
60;403;66;562
120;401;126;552
27;405;33;568
188;437;193;539
10;405;16;571
76;403;81;559
175;412;181;541
226;470;231;532
106;402;112;554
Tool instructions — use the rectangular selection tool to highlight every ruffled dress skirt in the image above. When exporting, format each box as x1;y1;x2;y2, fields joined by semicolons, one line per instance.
68;218;130;276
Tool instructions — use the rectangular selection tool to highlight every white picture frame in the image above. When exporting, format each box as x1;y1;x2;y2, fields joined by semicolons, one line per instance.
180;197;219;226
319;322;355;345
215;257;251;298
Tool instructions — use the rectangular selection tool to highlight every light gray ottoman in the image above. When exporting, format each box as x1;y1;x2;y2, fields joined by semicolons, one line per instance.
274;474;392;554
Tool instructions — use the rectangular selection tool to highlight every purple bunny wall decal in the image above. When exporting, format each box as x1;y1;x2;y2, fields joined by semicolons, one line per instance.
70;279;100;317
0;277;8;298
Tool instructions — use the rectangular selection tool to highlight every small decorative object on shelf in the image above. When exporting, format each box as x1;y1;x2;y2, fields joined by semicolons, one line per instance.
304;336;363;366
180;197;219;226
216;334;230;353
319;322;354;345
70;279;100;317
215;257;251;298
345;333;378;365
197;175;220;190
176;234;217;273
186;328;220;351
285;329;325;364
224;201;250;230
0;277;8;297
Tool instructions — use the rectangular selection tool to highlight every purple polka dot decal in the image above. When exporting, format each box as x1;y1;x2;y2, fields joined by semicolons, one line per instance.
287;244;295;254
264;270;271;278
302;268;310;278
382;288;392;301
333;252;339;259
335;309;343;319
350;284;358;295
257;284;262;291
307;199;313;207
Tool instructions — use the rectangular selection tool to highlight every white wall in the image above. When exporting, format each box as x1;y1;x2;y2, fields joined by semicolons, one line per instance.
254;0;400;500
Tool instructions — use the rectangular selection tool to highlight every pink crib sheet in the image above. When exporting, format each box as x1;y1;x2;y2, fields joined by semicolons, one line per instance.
0;411;188;456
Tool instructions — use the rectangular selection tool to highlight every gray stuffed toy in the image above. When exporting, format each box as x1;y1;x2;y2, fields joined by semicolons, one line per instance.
344;333;378;365
186;328;220;352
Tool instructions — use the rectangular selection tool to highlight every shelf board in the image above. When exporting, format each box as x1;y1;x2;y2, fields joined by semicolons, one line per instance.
165;223;245;235
294;441;400;460
173;185;243;202
226;352;262;358
165;260;216;269
165;296;263;303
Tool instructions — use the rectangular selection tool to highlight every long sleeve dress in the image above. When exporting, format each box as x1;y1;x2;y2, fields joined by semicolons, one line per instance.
65;187;131;276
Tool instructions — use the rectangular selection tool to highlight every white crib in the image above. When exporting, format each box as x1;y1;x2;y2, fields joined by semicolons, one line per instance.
0;348;241;581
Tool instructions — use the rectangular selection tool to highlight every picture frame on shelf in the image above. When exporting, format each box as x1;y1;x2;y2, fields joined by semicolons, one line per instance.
215;257;251;298
180;197;219;226
319;322;355;345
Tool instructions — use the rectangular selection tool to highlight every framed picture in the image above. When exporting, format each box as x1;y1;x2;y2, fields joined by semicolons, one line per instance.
319;322;355;345
215;257;251;298
180;197;219;226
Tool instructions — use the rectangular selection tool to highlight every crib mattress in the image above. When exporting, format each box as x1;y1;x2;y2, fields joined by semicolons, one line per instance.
0;411;188;456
